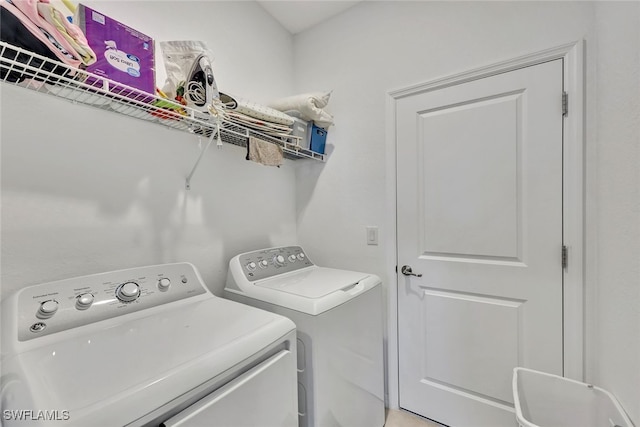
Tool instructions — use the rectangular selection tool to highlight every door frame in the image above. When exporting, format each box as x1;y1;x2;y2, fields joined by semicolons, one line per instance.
384;41;585;410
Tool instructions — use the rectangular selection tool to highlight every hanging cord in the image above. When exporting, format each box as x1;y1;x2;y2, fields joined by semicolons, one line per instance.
216;119;222;148
186;80;207;106
208;98;227;148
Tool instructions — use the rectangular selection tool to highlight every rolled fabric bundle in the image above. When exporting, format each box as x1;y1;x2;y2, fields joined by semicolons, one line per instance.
268;91;334;129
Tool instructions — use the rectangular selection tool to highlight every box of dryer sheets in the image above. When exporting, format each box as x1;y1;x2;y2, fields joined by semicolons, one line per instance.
75;4;155;98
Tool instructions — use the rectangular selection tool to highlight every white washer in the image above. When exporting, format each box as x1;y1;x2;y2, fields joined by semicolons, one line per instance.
225;246;385;427
1;262;298;427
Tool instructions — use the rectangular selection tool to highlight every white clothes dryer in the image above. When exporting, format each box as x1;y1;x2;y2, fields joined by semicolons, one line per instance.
225;246;385;427
1;262;298;427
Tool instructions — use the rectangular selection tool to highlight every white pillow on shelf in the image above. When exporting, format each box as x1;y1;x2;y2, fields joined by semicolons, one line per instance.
268;91;334;129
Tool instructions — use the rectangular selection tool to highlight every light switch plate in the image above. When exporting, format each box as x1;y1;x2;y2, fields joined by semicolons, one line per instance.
366;226;379;245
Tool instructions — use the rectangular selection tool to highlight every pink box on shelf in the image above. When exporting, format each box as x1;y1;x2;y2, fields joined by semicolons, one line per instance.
75;4;155;100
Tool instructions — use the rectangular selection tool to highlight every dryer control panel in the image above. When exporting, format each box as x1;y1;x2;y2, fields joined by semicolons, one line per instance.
238;246;314;281
11;263;207;341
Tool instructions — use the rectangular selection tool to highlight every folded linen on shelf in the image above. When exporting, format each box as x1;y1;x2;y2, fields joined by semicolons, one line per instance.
220;92;294;126
268;91;334;129
9;0;93;67
246;136;283;167
0;0;82;70
236;98;294;126
36;2;96;66
226;110;292;138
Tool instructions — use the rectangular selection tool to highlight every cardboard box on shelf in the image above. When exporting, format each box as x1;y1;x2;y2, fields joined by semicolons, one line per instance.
75;4;155;97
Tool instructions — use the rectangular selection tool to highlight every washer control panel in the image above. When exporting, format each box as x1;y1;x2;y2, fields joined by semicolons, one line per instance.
239;246;313;281
15;263;206;341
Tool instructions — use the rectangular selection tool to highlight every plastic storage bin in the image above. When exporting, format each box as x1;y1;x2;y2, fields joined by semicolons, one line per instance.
309;124;327;154
291;117;311;149
513;368;634;427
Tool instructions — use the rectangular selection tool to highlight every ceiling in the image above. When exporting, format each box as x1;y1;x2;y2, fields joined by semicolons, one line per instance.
257;1;361;34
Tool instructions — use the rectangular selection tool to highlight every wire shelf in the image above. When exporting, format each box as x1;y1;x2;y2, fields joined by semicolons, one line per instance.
0;41;325;162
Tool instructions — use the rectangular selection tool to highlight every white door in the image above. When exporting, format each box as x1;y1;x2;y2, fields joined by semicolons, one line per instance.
396;59;564;427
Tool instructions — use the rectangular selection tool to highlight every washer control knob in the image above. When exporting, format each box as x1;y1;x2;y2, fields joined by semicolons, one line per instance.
273;255;286;267
37;300;59;319
259;260;269;268
76;293;94;310
158;278;171;291
288;255;297;263
246;262;257;271
297;253;306;261
116;282;140;303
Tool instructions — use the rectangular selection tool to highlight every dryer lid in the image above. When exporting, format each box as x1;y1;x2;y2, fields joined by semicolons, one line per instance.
255;267;369;299
1;297;295;427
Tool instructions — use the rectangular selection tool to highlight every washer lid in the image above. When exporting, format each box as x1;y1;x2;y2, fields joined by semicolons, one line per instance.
255;267;369;299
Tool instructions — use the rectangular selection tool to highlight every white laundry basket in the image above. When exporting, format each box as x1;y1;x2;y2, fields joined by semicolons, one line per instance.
512;368;634;427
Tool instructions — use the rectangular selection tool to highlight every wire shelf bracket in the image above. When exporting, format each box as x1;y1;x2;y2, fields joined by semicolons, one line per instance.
185;133;217;190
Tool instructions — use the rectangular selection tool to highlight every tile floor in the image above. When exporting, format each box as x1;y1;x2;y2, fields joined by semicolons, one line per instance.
385;409;444;427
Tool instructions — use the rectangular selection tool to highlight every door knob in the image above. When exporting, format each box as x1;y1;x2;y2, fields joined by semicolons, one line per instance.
401;265;422;277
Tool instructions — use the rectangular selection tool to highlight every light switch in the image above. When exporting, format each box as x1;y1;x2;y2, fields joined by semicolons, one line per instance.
366;226;379;245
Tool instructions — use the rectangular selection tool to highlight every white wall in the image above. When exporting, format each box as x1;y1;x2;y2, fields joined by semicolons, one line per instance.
293;0;639;422
592;1;640;421
1;1;297;296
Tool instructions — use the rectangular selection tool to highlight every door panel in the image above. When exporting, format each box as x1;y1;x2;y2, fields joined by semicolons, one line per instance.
397;59;563;427
420;290;522;404
419;92;522;261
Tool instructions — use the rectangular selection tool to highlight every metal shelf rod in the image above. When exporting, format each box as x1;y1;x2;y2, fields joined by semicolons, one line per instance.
185;132;217;190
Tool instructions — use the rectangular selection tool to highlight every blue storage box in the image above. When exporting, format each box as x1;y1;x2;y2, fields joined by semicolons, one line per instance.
309;124;327;154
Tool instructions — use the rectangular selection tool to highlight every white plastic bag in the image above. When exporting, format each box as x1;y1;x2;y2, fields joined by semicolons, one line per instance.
160;40;219;111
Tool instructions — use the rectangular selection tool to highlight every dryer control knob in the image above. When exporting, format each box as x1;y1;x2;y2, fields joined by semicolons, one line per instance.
273;255;286;267
246;262;257;271
288;255;297;263
158;278;171;291
116;282;140;303
37;300;59;319
259;260;269;268
297;253;306;261
76;293;94;310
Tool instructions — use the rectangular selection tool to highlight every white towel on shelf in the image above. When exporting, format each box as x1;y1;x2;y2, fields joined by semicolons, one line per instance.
268;91;334;129
246;137;283;167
